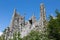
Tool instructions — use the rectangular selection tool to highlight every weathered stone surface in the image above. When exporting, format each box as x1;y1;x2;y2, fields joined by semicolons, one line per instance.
3;3;47;40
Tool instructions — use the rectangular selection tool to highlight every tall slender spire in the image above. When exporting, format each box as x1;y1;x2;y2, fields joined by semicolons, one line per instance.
40;3;46;28
40;3;48;40
24;13;26;25
14;8;16;13
13;8;19;17
31;12;36;23
32;12;35;16
44;7;46;20
9;9;16;26
13;8;17;17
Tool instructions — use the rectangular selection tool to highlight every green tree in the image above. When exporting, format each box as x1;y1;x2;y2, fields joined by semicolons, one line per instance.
12;31;22;40
48;10;60;40
17;32;22;40
0;36;2;40
22;30;49;40
13;32;17;40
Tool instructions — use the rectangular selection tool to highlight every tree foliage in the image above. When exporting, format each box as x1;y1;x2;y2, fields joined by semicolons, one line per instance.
48;10;60;40
22;30;41;40
22;30;49;40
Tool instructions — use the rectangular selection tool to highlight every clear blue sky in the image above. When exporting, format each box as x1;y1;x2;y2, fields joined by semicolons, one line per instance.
0;0;60;32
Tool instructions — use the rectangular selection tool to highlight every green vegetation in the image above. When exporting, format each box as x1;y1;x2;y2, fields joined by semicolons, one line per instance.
48;10;60;40
22;30;49;40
